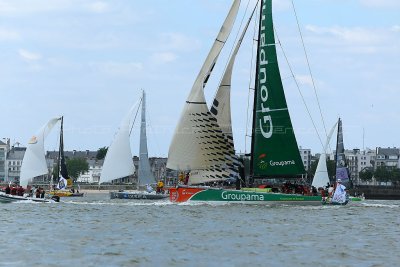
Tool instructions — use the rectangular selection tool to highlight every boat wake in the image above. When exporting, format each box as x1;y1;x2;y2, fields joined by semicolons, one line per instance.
63;200;174;206
360;202;400;208
13;200;56;204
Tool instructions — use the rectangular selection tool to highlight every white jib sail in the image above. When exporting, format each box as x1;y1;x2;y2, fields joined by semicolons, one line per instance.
190;11;255;185
312;121;339;189
167;0;241;171
100;101;139;184
211;5;254;136
20;117;61;187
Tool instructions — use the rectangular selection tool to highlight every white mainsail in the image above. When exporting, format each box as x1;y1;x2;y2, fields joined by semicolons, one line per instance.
189;9;255;185
99;101;139;184
138;91;156;186
20;117;61;188
167;0;241;173
312;121;338;189
211;6;254;136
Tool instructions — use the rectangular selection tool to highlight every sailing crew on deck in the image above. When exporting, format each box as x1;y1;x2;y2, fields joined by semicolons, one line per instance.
40;188;45;198
17;186;24;196
36;188;41;198
10;186;17;195
146;184;153;193
328;184;334;197
156;180;164;194
184;172;190;185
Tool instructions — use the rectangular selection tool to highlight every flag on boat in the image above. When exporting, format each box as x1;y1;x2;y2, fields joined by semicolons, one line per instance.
56;177;68;190
332;183;347;204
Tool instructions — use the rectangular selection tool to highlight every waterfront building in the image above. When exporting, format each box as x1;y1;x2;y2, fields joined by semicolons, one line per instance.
46;149;98;160
6;146;26;183
78;159;103;184
375;147;399;169
299;147;311;171
328;148;376;185
47;150;104;184
345;148;376;185
3;144;54;184
0;140;7;181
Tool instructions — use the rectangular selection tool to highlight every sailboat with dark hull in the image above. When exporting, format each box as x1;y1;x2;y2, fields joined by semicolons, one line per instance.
323;118;350;205
167;0;322;204
49;117;84;197
312;119;350;205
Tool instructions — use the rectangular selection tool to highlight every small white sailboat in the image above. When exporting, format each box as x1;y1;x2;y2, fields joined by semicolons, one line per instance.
312;121;338;190
0;117;61;203
100;91;167;200
318;118;350;205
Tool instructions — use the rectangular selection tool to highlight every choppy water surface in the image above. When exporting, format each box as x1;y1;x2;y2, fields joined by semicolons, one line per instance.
0;193;399;267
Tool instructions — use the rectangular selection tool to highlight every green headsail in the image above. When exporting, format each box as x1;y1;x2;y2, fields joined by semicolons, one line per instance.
251;0;305;177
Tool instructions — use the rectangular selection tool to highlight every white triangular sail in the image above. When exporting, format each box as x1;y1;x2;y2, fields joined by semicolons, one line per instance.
190;9;255;185
100;101;139;184
211;5;254;135
20;117;61;187
312;121;338;189
167;0;241;172
138;91;156;186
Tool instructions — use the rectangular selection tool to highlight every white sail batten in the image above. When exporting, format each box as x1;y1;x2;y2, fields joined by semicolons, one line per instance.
100;101;139;184
188;0;241;103
211;7;253;135
20;117;61;187
138;91;156;186
312;153;328;189
312;121;338;189
167;0;241;171
191;13;255;184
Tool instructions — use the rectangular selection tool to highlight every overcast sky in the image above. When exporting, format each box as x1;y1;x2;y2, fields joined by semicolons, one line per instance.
1;0;399;157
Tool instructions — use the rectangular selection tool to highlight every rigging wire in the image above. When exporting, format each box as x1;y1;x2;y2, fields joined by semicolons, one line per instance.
274;29;325;150
147;123;162;157
213;0;254;100
245;0;260;154
129;97;142;136
208;0;257;155
146;111;163;157
136;89;162;157
291;0;328;139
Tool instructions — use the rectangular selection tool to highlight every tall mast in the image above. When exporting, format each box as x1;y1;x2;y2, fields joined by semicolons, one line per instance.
334;117;340;184
249;0;264;183
56;116;63;184
138;90;156;186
